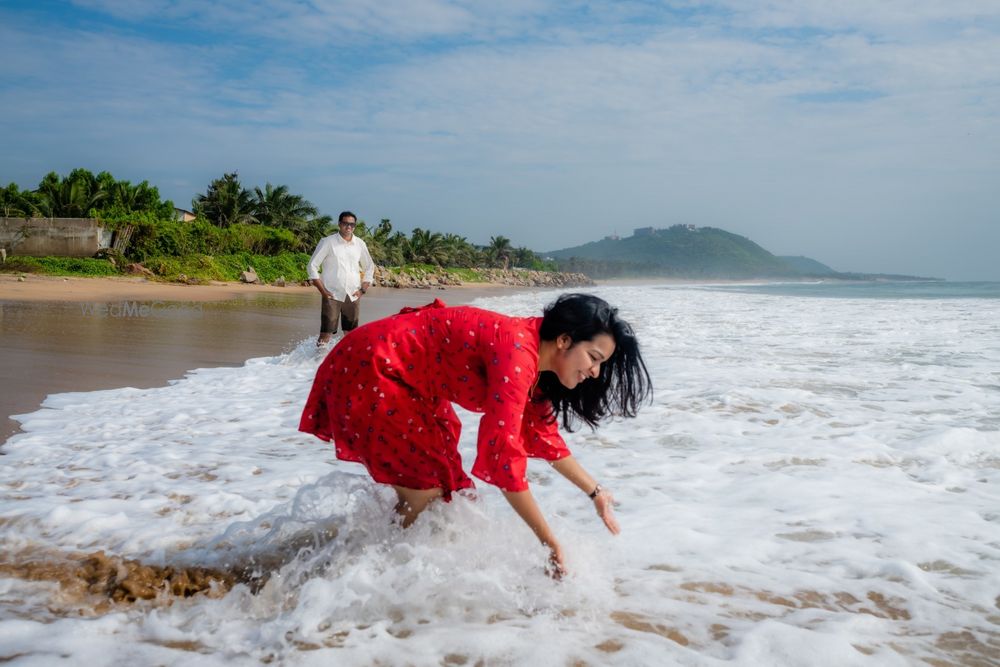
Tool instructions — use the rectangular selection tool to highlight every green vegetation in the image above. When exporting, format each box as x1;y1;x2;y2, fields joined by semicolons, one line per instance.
1;168;175;220
108;214;301;260
2;256;121;277
142;253;313;283
392;264;490;283
549;225;821;279
1;169;552;282
547;226;940;281
443;267;489;282
355;220;551;271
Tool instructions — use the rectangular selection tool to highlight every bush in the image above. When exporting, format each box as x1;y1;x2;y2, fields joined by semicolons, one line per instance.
399;263;437;276
146;252;311;282
1;256;120;276
1;251;310;283
443;267;487;282
99;211;300;261
219;225;299;255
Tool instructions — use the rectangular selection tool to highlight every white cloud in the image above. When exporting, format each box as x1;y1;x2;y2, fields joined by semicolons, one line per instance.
68;0;551;43
706;0;1000;32
3;2;999;278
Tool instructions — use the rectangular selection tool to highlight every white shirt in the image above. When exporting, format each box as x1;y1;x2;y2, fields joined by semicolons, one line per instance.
307;233;375;302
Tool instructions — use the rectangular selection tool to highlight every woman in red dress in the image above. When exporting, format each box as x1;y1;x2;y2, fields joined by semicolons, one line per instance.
299;293;651;573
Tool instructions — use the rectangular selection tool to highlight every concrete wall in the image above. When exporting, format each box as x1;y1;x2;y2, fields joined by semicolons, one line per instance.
0;218;111;257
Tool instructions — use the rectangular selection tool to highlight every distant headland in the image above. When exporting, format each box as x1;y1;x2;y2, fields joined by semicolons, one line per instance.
545;225;941;282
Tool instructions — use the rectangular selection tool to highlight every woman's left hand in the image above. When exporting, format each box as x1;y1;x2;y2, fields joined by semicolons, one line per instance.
594;489;620;534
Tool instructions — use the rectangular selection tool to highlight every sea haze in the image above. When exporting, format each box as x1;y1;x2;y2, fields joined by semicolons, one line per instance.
1;284;998;665
697;280;1000;300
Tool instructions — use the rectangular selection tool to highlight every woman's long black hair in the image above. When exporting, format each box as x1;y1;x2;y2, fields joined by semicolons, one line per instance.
537;293;652;430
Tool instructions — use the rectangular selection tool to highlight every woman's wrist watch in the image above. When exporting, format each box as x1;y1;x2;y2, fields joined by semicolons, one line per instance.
588;484;602;499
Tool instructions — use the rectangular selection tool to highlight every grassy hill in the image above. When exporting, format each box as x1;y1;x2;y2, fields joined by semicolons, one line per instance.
547;225;808;278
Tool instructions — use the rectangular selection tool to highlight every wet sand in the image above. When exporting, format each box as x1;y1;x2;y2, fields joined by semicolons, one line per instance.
0;275;523;442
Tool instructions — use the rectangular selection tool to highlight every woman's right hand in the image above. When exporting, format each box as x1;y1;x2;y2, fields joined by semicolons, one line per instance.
501;489;566;579
546;541;567;580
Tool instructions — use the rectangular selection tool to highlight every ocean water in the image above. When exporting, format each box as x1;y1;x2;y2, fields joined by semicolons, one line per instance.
699;280;1000;300
1;283;999;665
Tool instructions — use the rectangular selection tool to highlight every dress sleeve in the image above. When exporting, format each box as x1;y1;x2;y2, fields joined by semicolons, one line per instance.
470;321;539;492
522;398;571;461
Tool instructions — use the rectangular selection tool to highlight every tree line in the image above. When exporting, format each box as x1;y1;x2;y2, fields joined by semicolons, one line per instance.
1;169;174;220
1;169;549;270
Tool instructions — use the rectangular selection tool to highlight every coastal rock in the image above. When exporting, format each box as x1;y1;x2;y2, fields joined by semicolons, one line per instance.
273;276;286;287
125;263;155;278
240;268;259;284
369;265;594;290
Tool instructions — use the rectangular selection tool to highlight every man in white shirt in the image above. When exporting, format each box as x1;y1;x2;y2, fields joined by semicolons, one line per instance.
307;211;375;345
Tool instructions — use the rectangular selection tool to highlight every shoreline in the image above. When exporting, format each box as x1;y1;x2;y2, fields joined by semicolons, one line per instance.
3;272;911;303
0;273;519;303
0;277;529;443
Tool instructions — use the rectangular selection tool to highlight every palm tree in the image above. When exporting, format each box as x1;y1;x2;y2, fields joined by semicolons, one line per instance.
252;183;318;229
108;180;165;214
486;235;514;269
34;170;108;217
441;233;480;267
192;172;257;228
512;246;539;269
0;183;40;217
383;231;410;266
291;214;334;250
408;228;450;265
355;219;401;265
109;181;141;211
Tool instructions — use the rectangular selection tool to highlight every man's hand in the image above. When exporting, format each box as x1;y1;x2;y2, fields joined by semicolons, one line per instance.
311;279;334;300
352;282;372;299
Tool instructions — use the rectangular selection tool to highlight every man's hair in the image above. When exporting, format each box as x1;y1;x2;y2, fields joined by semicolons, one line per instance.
338;211;357;223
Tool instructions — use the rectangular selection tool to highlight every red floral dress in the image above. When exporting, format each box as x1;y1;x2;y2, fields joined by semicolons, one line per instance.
299;300;571;497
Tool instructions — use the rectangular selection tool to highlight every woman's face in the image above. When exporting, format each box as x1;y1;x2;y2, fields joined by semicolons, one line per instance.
551;333;616;389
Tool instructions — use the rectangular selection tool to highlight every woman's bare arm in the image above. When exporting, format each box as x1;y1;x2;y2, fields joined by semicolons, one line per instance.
502;489;565;576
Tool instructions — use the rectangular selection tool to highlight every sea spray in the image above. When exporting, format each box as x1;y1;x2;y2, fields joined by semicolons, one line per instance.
1;284;999;665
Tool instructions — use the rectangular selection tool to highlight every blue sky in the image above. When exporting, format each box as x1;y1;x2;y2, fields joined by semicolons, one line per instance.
2;1;998;279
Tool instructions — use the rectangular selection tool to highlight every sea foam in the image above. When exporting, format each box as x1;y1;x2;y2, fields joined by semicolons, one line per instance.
1;284;998;665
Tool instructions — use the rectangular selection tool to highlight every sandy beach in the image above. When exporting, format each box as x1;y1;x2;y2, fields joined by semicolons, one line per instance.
0;274;522;441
